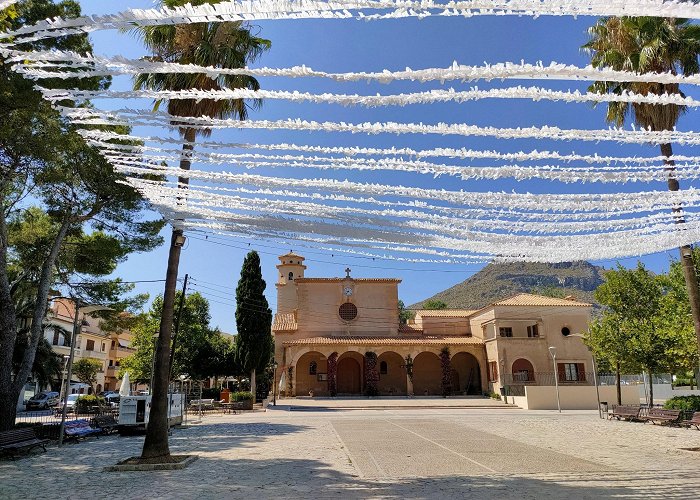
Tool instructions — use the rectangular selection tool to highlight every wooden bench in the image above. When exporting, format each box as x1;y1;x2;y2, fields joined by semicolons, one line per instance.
64;419;101;441
0;428;49;459
608;405;641;421
680;411;700;430
640;408;682;425
92;414;118;435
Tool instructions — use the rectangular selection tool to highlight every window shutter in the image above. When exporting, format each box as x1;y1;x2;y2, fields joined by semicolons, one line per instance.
557;363;565;382
577;363;586;381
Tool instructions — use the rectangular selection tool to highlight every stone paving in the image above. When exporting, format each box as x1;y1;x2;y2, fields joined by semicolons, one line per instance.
2;407;700;499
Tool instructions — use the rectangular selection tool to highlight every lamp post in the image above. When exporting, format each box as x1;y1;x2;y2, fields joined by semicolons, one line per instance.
272;360;278;406
548;346;561;413
56;299;112;446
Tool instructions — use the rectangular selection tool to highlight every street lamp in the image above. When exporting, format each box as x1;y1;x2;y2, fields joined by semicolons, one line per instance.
548;346;561;413
272;360;279;406
56;299;112;446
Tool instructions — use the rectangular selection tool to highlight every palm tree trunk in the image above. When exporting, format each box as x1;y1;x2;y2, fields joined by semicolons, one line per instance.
662;142;700;378
250;369;256;404
615;361;622;406
141;127;195;460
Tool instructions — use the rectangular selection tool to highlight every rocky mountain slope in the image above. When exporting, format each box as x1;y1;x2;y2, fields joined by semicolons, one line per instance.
411;261;605;310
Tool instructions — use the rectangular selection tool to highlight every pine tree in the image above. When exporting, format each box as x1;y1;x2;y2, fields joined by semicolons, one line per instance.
234;251;272;401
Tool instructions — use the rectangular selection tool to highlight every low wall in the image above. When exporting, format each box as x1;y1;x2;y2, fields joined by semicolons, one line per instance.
640;384;700;402
510;385;638;410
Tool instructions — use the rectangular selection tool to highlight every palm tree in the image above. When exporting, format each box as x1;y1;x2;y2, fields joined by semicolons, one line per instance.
583;16;700;378
130;0;270;460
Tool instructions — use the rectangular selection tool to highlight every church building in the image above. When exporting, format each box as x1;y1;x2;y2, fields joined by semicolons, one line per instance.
272;252;594;397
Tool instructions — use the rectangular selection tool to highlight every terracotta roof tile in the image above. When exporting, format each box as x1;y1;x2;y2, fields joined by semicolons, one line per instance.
282;336;483;346
399;323;423;334
272;313;297;332
415;309;477;318
491;293;591;307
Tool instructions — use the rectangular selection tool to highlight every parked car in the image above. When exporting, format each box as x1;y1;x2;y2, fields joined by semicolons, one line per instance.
25;391;60;410
64;394;81;413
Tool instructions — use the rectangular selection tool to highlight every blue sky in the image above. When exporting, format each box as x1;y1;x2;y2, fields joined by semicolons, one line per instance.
74;1;700;332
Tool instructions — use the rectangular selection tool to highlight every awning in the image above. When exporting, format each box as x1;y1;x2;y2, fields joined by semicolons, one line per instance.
118;339;130;348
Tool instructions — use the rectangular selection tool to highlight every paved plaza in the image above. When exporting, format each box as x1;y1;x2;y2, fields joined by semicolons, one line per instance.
2;404;700;499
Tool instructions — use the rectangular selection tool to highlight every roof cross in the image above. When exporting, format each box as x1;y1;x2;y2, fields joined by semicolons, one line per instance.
345;267;351;278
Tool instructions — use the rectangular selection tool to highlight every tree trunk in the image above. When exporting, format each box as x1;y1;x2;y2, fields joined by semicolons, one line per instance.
648;370;654;407
250;369;256;403
141;127;195;460
0;204;19;431
662;142;700;377
615;361;622;406
0;211;70;431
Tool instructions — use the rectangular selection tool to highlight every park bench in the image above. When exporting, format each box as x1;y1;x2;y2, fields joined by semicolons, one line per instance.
640;408;682;426
680;411;700;430
188;399;215;412
0;428;49;459
92;414;119;435
64;419;101;441
608;405;641;421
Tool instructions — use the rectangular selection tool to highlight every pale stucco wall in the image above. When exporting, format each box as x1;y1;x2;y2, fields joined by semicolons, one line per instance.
416;316;472;336
510;385;639;410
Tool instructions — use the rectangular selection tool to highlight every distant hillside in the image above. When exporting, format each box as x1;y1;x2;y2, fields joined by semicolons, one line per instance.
411;261;605;310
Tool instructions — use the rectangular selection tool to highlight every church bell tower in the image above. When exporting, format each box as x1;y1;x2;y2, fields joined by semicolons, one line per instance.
276;252;306;314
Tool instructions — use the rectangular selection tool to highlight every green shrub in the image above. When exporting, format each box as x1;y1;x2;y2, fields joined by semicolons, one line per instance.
229;391;253;403
75;395;105;414
488;392;501;400
663;395;700;412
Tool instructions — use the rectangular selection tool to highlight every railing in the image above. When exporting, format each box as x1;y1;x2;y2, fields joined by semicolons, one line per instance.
502;372;596;386
15;406;118;437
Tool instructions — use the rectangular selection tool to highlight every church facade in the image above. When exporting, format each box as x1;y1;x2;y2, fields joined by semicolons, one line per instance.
272;252;594;397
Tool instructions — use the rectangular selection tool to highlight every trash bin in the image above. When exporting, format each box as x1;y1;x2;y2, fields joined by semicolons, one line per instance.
600;401;608;414
499;387;506;396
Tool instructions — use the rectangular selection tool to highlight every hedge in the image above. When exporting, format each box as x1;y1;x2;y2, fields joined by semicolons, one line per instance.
663;395;700;413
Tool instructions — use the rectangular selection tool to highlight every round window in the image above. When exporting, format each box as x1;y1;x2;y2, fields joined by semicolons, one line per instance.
339;302;358;321
561;326;571;336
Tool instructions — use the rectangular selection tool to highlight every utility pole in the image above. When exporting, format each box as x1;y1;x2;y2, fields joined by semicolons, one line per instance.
169;274;189;383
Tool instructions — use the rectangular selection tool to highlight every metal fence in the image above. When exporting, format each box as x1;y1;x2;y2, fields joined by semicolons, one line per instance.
502;372;597;387
15;407;117;427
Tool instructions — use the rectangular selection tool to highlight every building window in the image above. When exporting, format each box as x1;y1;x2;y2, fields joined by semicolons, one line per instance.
380;361;388;375
499;327;513;338
561;326;571;337
86;339;95;351
109;360;113;367
527;324;539;338
488;361;498;382
52;329;60;346
111;340;116;349
339;302;358;321
288;272;294;281
309;361;317;375
559;363;586;382
102;343;106;352
115;361;120;367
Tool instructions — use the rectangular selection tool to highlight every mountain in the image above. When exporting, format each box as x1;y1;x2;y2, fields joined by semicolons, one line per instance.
411;261;605;310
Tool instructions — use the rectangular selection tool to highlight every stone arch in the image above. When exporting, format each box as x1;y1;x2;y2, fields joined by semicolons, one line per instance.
296;351;328;396
451;351;482;395
413;352;442;395
377;351;407;396
512;358;535;382
337;351;364;395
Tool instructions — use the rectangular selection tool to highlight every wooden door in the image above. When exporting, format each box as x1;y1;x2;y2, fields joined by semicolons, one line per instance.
337;358;361;394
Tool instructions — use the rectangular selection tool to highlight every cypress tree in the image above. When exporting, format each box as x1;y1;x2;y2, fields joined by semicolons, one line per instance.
234;251;272;400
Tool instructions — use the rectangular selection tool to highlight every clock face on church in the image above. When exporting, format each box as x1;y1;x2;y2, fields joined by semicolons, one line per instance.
343;286;353;296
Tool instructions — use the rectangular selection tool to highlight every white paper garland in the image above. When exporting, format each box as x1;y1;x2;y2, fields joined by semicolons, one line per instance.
79;129;700;166
12;52;700;88
38;84;700;109
62;107;700;146
4;1;700;46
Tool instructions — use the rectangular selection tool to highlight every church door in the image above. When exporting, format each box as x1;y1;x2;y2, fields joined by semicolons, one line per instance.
337;357;361;394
